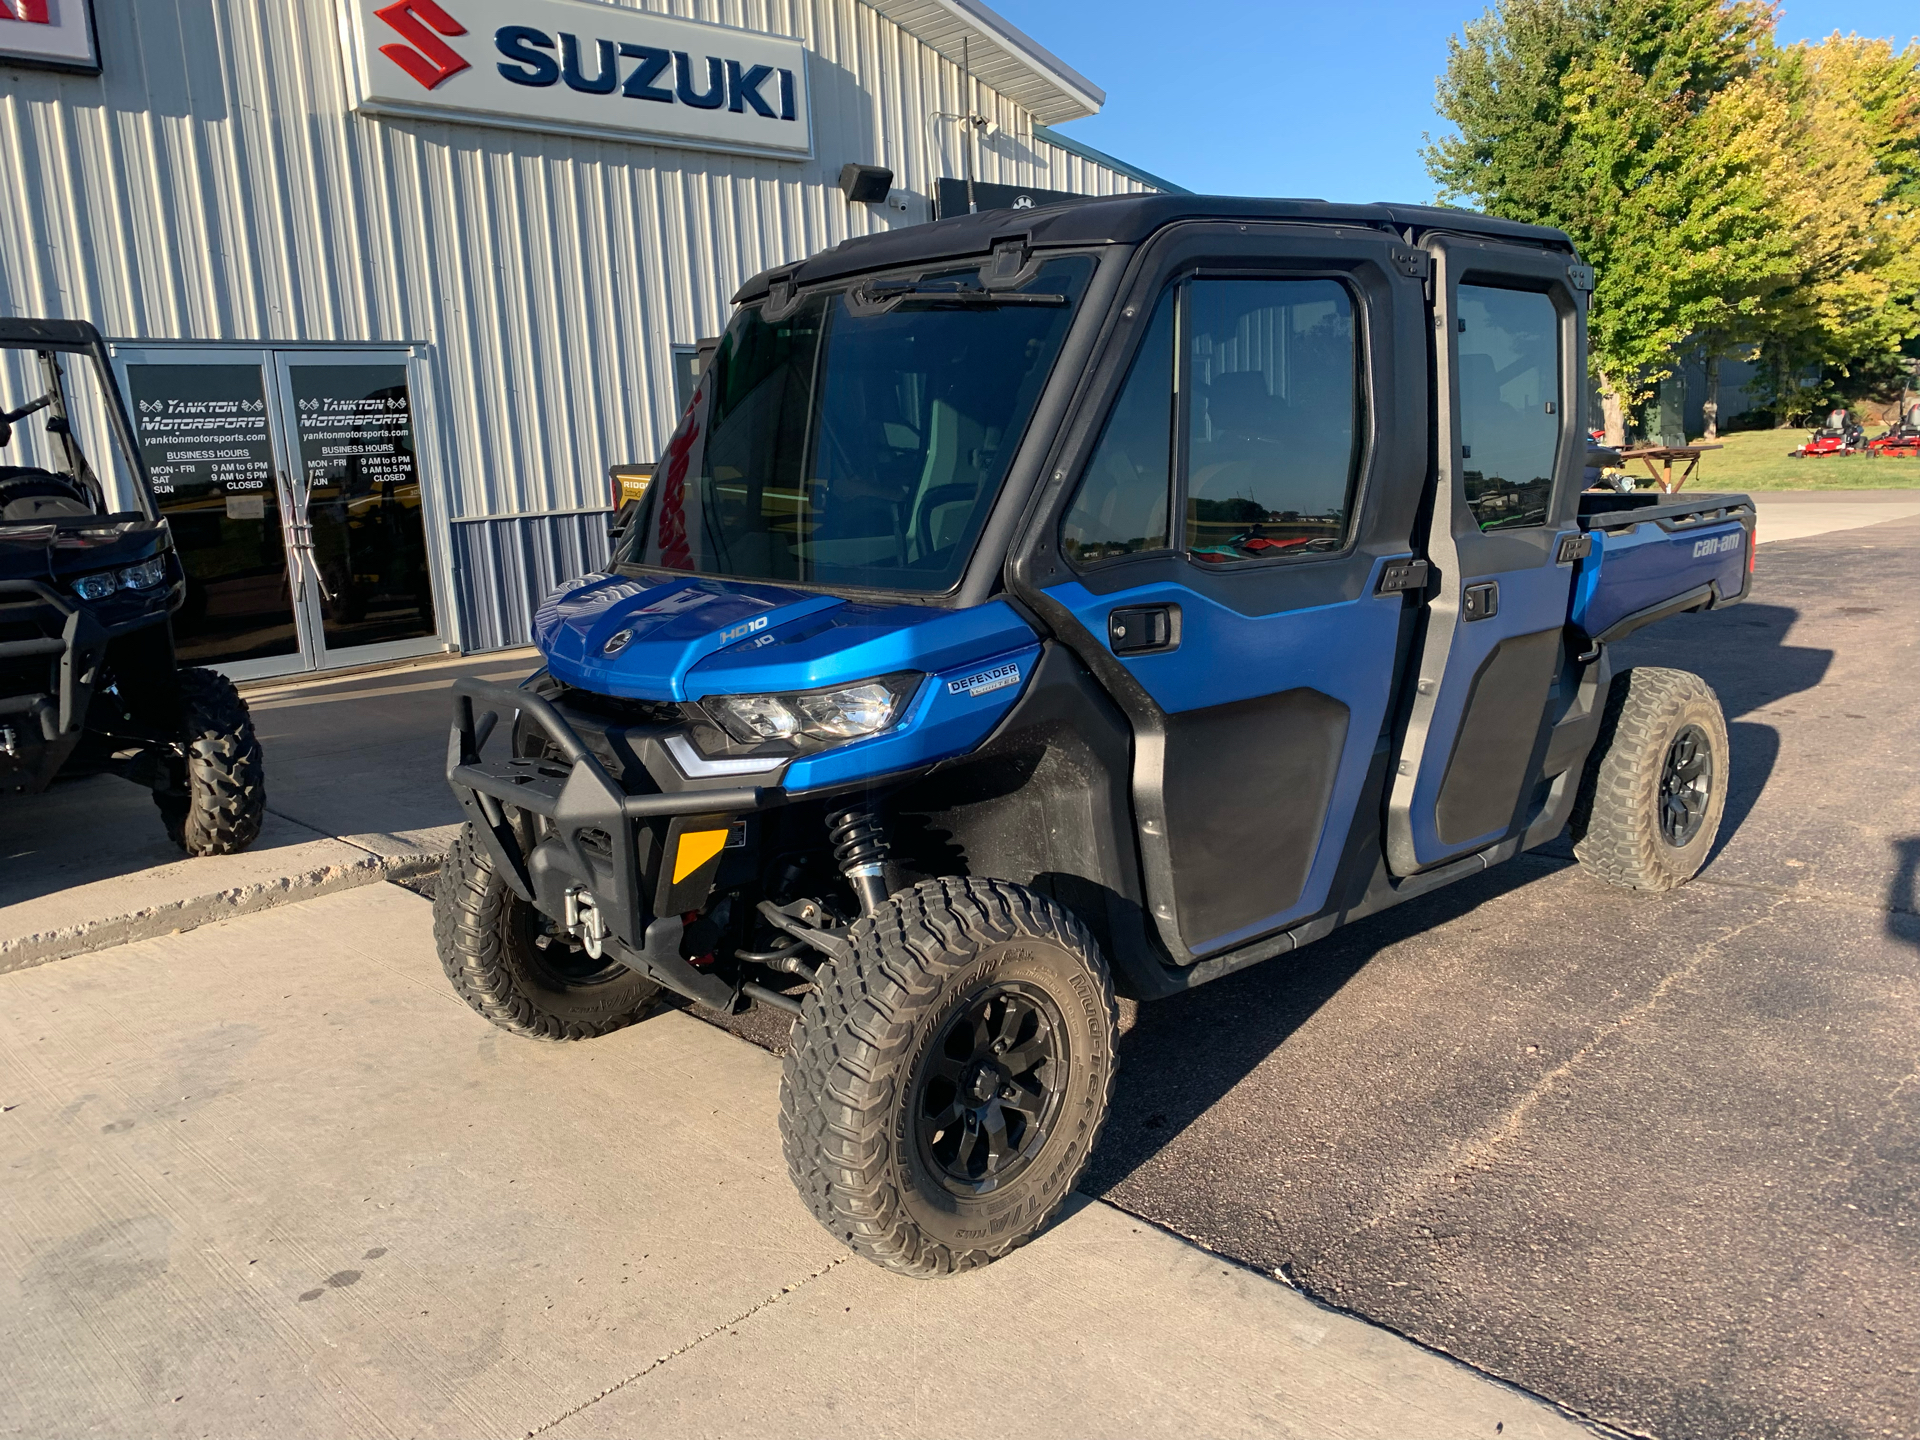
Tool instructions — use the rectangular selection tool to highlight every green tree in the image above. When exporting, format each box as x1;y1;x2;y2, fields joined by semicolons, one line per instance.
1748;34;1920;421
1428;0;1801;443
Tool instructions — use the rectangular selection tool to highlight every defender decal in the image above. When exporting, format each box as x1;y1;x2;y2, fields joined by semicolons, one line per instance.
948;662;1021;698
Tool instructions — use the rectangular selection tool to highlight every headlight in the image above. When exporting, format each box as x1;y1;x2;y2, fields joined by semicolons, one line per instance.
70;554;168;600
118;555;167;591
708;677;915;746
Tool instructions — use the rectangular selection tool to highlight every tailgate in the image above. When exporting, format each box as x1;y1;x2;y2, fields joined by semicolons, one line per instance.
1570;493;1755;643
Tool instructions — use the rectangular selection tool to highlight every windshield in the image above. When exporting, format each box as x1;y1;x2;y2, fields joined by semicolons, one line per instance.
0;347;144;521
621;255;1094;592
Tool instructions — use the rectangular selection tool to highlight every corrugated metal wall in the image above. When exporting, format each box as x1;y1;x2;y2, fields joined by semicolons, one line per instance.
0;0;1151;651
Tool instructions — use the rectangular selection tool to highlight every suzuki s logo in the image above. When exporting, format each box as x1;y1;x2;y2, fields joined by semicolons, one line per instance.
0;2;52;23
601;628;633;656
374;0;470;90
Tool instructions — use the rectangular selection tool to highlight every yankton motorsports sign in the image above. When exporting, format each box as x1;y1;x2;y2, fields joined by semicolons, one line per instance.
339;0;811;159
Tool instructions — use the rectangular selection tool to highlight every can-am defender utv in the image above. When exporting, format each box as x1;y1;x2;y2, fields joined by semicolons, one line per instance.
439;197;1753;1276
0;318;264;853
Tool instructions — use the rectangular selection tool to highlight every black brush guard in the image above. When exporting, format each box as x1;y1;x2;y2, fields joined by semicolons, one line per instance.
447;676;786;1010
0;578;108;791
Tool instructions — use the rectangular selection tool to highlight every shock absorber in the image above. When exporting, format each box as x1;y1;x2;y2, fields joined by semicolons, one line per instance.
826;797;891;917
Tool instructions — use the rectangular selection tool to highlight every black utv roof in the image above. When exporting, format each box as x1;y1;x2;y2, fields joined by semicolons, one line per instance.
0;317;107;352
735;194;1575;303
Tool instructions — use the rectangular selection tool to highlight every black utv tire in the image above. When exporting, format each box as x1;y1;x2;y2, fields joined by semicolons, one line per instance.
156;668;266;856
432;822;660;1040
781;877;1118;1277
1570;666;1729;891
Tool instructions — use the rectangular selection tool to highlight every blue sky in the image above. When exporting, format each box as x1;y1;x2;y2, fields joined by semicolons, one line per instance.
994;1;1920;203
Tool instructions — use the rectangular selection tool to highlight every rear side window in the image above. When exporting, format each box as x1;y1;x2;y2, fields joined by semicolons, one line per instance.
1060;288;1175;564
1456;285;1560;530
1185;278;1361;563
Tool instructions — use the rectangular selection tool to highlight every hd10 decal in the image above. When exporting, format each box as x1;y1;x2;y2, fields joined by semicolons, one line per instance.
341;0;811;159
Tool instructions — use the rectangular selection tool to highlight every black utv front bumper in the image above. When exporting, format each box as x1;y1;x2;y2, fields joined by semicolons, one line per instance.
447;677;789;1010
0;577;112;793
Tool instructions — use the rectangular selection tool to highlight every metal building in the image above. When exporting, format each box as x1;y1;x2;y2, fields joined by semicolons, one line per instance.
0;0;1170;678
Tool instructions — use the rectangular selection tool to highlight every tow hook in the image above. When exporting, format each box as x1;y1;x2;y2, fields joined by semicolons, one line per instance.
564;886;610;959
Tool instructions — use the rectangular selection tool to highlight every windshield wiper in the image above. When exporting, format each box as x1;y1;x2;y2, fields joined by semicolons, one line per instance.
863;278;1066;308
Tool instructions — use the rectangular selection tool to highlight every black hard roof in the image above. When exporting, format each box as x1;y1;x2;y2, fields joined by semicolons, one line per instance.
0;317;106;352
734;194;1574;303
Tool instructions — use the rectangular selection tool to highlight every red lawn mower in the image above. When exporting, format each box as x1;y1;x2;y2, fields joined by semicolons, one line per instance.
1866;401;1920;460
1790;409;1865;457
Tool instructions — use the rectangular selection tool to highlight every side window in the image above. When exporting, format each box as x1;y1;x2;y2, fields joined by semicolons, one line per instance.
1184;278;1361;563
1060;288;1174;565
1456;285;1560;530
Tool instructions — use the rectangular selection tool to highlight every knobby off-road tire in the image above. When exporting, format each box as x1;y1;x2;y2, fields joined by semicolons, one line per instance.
432;822;660;1040
1571;666;1729;891
156;667;266;856
780;877;1118;1278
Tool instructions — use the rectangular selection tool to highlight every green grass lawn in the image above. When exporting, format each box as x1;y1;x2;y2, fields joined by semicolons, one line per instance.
1647;426;1920;490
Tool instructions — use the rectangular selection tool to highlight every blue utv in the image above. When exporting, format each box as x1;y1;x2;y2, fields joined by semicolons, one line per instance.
438;196;1756;1277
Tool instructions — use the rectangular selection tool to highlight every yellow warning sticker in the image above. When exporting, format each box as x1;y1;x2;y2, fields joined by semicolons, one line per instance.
672;828;730;885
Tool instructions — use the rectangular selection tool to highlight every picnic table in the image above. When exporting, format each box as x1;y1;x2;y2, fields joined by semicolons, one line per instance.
1618;443;1722;494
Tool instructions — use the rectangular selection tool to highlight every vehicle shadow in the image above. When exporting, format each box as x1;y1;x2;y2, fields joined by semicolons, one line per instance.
1081;854;1569;1197
1890;838;1919;954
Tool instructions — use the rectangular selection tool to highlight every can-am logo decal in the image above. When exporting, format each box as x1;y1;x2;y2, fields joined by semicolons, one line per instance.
374;0;470;90
601;628;633;656
948;662;1021;698
1691;532;1743;558
719;615;770;645
346;0;812;158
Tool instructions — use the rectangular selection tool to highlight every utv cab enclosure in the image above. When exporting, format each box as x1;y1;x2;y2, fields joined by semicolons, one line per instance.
0;318;264;853
439;196;1754;1276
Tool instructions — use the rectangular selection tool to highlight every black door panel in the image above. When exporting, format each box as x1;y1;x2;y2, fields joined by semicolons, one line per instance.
1433;627;1561;845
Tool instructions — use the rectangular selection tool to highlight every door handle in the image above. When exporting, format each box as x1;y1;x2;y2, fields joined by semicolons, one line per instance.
282;471;334;603
1462;580;1499;620
1109;603;1179;655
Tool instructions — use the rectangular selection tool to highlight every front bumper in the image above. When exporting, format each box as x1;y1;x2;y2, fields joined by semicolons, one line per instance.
0;577;135;793
447;676;789;1009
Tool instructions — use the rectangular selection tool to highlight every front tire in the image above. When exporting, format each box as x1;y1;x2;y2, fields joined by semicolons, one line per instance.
1571;666;1729;891
156;668;266;856
780;877;1118;1277
432;822;660;1040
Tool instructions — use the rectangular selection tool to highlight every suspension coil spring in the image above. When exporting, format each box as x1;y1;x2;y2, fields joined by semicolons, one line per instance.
826;799;891;916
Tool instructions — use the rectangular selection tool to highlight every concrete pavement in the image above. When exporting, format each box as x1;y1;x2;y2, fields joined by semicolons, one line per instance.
1747;488;1920;543
0;882;1592;1440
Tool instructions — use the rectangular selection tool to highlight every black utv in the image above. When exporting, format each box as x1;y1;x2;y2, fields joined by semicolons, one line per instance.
0;318;264;854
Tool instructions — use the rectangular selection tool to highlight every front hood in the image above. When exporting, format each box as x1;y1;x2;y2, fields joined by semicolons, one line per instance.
0;517;168;584
535;574;846;700
535;573;1044;704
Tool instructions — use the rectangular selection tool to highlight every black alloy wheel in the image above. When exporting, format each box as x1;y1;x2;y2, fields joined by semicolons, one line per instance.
1659;723;1713;847
914;982;1067;1194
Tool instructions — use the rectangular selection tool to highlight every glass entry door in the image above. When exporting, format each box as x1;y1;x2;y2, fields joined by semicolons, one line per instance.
114;345;444;679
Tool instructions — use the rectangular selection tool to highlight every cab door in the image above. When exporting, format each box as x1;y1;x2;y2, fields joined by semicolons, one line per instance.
1018;226;1431;963
1383;236;1590;875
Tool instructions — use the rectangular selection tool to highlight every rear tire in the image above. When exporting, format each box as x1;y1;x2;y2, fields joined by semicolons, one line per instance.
157;668;265;856
432;822;660;1040
1571;666;1728;891
780;877;1118;1277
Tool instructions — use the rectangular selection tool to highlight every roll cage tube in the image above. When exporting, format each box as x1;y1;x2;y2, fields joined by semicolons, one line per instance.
0;319;158;521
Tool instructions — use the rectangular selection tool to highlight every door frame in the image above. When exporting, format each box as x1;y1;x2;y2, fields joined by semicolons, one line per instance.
1382;233;1590;876
110;339;456;681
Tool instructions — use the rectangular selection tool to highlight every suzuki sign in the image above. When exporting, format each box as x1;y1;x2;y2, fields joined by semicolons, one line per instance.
0;0;102;74
340;0;811;160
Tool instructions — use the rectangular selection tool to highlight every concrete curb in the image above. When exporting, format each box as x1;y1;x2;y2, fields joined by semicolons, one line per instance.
0;846;445;977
